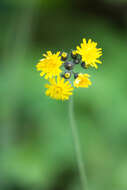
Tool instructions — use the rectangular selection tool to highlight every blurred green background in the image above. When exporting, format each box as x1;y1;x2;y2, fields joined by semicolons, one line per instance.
1;0;127;189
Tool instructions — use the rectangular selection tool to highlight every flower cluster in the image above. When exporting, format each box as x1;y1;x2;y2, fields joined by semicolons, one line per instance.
36;38;102;100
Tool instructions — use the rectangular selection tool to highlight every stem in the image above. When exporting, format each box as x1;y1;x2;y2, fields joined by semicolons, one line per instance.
68;96;89;190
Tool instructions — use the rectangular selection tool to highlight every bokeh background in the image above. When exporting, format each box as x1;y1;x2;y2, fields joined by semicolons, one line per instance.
1;0;127;190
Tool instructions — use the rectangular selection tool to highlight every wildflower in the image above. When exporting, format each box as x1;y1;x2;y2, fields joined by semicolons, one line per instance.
76;38;102;69
63;71;71;79
61;52;68;61
36;51;63;79
71;50;78;59
74;73;92;88
45;77;74;100
36;38;103;100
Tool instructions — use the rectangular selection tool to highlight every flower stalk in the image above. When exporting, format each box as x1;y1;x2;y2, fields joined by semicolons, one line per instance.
69;96;89;190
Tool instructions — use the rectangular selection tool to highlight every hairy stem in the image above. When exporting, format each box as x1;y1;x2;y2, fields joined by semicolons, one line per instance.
68;96;89;190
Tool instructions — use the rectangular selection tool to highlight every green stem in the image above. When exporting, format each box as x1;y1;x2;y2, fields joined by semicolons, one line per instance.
69;96;89;190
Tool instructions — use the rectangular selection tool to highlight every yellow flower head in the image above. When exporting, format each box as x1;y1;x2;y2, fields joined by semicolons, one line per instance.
36;38;103;100
36;51;63;79
72;50;77;56
76;38;102;69
61;52;68;59
45;77;74;100
74;73;92;88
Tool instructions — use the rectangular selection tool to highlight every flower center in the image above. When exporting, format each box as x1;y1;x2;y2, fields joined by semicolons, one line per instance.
54;86;62;94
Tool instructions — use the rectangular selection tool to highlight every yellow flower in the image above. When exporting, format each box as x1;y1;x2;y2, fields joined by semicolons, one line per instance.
61;52;68;59
76;38;102;69
36;51;63;79
45;77;74;100
74;73;92;88
72;50;77;56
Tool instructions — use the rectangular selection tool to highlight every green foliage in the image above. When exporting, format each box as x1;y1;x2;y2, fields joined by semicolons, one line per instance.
1;0;65;8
